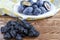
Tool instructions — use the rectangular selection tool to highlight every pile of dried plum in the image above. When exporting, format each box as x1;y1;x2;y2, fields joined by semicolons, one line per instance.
18;0;51;15
1;20;39;40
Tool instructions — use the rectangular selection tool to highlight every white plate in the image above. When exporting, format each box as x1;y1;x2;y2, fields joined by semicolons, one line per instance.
14;0;58;20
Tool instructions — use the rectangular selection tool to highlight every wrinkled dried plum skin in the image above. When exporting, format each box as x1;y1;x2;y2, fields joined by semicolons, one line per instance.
1;20;39;40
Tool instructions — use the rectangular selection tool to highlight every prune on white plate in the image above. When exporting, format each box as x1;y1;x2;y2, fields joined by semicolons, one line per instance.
18;5;24;13
32;4;38;9
40;7;47;14
23;7;33;15
33;8;42;15
43;1;51;11
37;0;43;7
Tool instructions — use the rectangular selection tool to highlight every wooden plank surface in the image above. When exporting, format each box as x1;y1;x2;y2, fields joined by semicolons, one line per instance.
0;11;60;40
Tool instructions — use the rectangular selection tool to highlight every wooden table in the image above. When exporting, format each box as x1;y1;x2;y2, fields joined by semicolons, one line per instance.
0;11;60;40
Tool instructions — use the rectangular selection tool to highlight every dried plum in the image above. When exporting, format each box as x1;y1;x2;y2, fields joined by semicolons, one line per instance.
40;7;47;13
1;20;39;40
33;8;42;15
16;34;22;40
28;29;39;37
20;20;33;30
23;7;33;15
10;30;16;38
43;1;51;11
4;33;11;39
1;27;8;33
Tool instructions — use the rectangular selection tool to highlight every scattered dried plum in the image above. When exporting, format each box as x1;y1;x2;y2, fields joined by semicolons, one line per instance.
10;30;16;38
1;20;39;40
1;27;8;33
16;34;22;40
4;33;11;39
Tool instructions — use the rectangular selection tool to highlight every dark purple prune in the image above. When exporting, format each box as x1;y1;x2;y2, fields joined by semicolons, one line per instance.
23;7;33;15
4;33;11;39
20;20;33;30
20;33;26;37
1;27;5;33
14;22;23;30
6;26;11;30
18;26;25;32
1;27;8;33
14;29;18;32
43;1;51;11
18;5;24;13
17;26;28;35
32;5;38;9
14;24;19;30
6;21;17;26
32;30;39;37
23;29;28;35
10;30;16;38
33;8;42;15
17;27;28;35
28;29;39;37
39;7;47;14
10;26;14;30
16;34;22;40
37;0;43;7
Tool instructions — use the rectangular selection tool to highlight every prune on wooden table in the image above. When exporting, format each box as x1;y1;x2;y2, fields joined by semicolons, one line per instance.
6;21;17;26
28;28;39;37
20;33;26;37
4;33;11;39
16;34;22;40
1;20;40;40
10;30;16;38
20;20;34;30
1;27;8;33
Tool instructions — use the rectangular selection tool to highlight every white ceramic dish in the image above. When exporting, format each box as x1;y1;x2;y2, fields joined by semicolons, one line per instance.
14;0;58;20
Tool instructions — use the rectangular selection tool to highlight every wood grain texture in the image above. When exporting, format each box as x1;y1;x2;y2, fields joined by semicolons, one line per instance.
0;11;60;40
